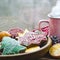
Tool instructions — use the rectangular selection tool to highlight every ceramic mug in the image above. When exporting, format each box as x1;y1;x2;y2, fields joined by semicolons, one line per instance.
39;18;60;39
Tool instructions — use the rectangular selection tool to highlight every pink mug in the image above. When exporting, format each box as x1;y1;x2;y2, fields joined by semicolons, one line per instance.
39;18;60;39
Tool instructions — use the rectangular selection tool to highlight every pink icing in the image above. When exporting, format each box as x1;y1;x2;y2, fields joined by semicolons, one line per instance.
18;31;47;46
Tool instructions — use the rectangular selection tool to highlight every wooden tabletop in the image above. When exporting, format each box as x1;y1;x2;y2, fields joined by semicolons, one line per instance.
39;53;60;60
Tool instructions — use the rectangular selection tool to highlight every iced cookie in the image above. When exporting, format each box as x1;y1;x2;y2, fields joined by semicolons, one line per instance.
8;28;23;38
0;37;26;55
49;43;60;58
18;31;47;46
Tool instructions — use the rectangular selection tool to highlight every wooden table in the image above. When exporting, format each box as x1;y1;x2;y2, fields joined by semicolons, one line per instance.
39;53;60;60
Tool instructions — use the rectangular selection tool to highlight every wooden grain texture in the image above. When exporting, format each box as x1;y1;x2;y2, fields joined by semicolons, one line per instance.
39;53;60;60
0;0;57;31
39;58;60;60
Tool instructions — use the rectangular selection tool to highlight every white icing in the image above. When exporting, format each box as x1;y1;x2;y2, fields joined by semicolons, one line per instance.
48;0;60;18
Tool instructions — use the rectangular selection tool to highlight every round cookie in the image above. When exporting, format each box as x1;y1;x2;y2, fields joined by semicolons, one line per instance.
0;31;11;41
49;43;60;58
8;28;23;38
25;46;40;53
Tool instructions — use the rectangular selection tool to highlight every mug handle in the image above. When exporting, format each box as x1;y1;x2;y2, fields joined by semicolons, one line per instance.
38;20;49;35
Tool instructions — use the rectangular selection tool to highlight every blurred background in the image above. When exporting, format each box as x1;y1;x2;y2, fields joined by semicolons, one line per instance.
0;0;57;31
